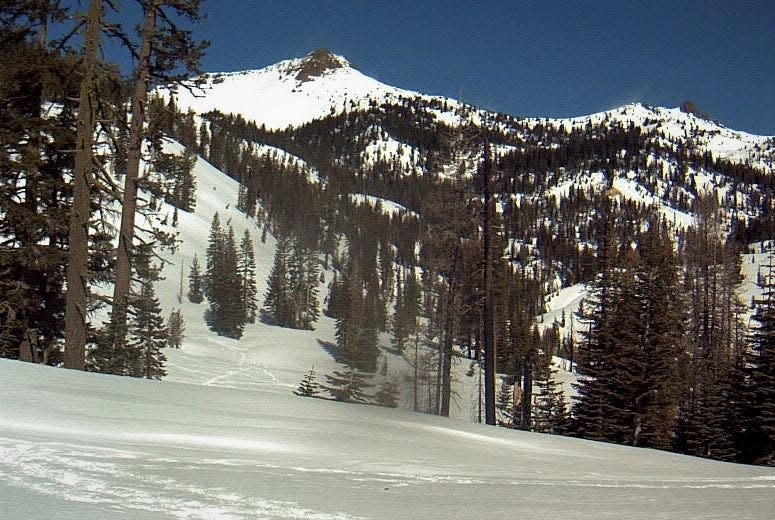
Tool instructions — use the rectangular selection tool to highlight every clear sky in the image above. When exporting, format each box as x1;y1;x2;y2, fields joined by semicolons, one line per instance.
116;0;775;135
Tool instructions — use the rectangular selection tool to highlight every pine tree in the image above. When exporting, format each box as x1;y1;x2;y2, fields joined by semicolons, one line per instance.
375;373;400;408
301;246;321;328
202;213;245;338
391;268;420;355
197;120;209;157
263;234;292;326
150;145;197;212
497;377;517;426
357;283;381;372
209;226;244;338
0;33;71;362
64;0;100;369
572;197;621;441
188;254;204;303
167;308;185;349
532;350;568;435
239;230;258;323
204;212;222;299
111;0;207;358
93;247;168;377
325;271;347;319
128;257;168;379
676;197;741;460
287;238;305;326
631;220;683;449
294;366;321;398
324;365;372;403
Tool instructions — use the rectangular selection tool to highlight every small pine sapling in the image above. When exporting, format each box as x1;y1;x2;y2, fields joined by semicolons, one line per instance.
294;366;321;397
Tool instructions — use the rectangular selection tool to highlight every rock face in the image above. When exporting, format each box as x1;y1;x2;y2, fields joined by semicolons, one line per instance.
294;48;347;82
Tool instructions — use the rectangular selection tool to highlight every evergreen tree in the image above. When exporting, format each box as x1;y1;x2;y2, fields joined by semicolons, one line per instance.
204;212;222;298
334;256;381;373
301;246;321;327
128;256;168;379
325;271;347;319
187;254;204;303
324;365;372;403
631;220;683;449
532;355;568;435
391;268;420;355
676;197;741;460
94;247;168;377
167;308;185;349
197;120;209;157
64;0;99;369
111;0;207;358
294;366;321;398
572;197;621;441
208;226;244;338
239;230;258;323
263;234;292;326
150;145;197;212
357;283;382;372
497;377;517;426
374;373;400;408
202;214;245;338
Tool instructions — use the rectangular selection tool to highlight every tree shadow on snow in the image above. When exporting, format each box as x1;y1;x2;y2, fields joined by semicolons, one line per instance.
316;339;339;361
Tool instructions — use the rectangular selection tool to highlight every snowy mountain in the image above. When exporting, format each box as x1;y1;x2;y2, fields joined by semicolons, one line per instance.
169;49;773;170
170;48;447;131
167;50;774;222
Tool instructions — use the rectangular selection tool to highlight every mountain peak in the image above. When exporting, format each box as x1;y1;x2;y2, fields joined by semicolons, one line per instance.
292;48;349;82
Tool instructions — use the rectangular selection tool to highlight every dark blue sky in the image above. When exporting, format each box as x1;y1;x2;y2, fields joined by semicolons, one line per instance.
117;0;775;134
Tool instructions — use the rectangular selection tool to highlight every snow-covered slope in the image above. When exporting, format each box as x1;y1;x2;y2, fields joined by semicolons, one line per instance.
169;49;451;131
549;102;773;170
4;358;775;520
169;50;773;171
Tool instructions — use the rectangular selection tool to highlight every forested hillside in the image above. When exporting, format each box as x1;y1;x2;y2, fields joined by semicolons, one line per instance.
160;49;775;464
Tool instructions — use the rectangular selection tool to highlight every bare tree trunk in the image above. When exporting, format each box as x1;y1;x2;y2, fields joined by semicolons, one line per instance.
521;349;533;429
482;138;496;425
64;0;101;370
111;3;156;365
435;329;442;414
440;253;459;417
413;330;419;412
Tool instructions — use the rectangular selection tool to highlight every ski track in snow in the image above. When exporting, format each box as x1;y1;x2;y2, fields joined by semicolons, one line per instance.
2;434;773;520
0;438;361;520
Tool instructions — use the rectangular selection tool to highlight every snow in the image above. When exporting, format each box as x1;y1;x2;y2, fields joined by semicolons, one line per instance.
3;358;775;519
166;52;440;132
611;177;695;228
347;194;419;220
252;143;322;185
550;103;773;172
360;133;422;176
